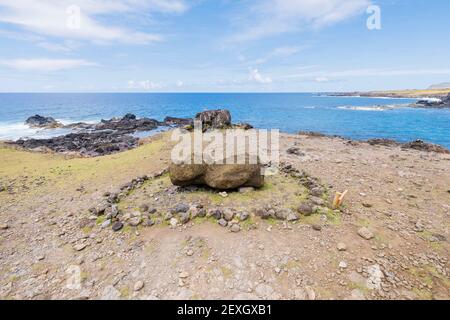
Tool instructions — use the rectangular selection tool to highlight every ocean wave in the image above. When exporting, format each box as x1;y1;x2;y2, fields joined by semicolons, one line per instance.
337;105;395;111
0;122;73;141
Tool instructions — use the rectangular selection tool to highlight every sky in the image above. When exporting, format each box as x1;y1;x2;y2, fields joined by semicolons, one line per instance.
0;0;449;92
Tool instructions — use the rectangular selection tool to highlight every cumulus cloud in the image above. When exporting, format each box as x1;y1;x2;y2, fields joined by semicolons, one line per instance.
230;0;370;42
0;58;97;71
0;0;189;44
249;68;272;84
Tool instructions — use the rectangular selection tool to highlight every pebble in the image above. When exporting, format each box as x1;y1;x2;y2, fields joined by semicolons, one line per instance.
74;244;87;251
179;271;189;279
339;261;348;269
312;224;322;231
101;219;111;229
0;224;9;230
298;202;314;216
170;218;178;227
218;219;228;227
133;281;144;291
186;249;194;256
358;227;374;240
112;221;124;232
128;217;141;227
337;242;347;251
230;224;241;233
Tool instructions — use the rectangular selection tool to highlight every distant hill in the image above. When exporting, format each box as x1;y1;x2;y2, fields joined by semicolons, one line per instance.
428;82;450;90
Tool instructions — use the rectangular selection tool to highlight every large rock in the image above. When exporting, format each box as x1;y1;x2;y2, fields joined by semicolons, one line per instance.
25;115;62;128
169;153;264;190
195;110;231;130
95;114;161;133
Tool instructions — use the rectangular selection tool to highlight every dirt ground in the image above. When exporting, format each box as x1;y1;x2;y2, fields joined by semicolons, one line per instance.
0;132;448;300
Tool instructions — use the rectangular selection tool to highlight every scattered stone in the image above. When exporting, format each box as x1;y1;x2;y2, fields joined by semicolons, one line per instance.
297;202;315;216
339;261;348;269
139;204;149;212
230;224;241;233
179;271;189;279
128;217;141;227
310;196;325;206
358;227;374;240
337;242;347;251
218;219;228;227
74;244;87;251
208;209;222;220
179;212;190;224
362;203;373;208
133;281;144;292
237;211;249;221
172;203;189;213
186;249;194;256
312;224;322;231
101;219;112;229
310;187;324;197
223;209;234;221
219;191;228;198
112;221;124;232
286;211;299;222
0;224;9;230
170;218;179;227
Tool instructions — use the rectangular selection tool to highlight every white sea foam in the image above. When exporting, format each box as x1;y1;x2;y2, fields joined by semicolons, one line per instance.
337;105;394;111
0;121;73;141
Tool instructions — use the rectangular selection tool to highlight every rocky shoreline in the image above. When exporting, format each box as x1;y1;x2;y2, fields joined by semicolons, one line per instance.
4;110;449;157
328;92;450;109
6;110;256;157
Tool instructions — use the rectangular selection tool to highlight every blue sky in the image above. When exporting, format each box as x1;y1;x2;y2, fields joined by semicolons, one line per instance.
0;0;449;92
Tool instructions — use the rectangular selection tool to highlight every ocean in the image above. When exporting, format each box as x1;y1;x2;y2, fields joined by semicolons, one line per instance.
0;93;449;148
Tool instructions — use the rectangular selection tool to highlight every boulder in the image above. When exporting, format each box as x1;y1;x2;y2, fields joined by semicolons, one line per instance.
25;115;62;128
195;109;231;129
169;153;264;190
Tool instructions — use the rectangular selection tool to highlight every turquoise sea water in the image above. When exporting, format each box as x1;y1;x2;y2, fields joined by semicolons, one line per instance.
0;93;449;148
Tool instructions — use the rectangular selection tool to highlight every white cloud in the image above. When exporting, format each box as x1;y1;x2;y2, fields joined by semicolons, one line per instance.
0;58;97;71
249;68;272;84
128;80;163;90
176;80;184;87
230;0;370;42
37;41;81;52
0;0;189;44
315;76;330;83
249;45;307;65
